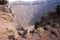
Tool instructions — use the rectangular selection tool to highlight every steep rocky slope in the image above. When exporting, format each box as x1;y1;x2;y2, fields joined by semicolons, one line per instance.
10;0;60;26
0;1;60;40
34;5;60;40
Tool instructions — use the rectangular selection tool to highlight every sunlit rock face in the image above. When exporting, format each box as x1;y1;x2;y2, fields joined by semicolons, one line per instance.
9;0;60;26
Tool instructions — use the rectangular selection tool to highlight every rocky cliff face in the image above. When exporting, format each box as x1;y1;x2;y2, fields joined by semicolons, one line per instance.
0;4;40;40
10;0;60;26
34;5;60;40
0;1;60;40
